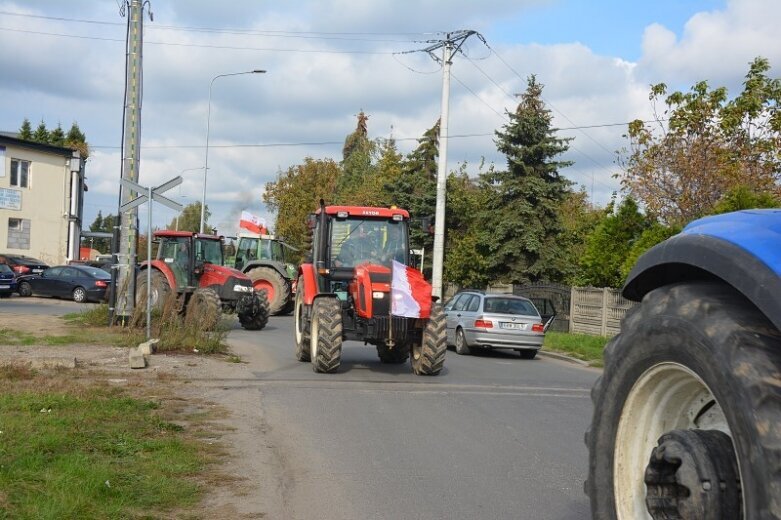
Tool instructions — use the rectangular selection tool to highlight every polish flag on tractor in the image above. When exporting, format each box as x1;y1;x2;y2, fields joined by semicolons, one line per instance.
239;211;268;235
391;260;432;318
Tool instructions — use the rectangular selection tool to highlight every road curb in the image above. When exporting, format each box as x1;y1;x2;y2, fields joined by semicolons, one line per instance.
538;349;592;368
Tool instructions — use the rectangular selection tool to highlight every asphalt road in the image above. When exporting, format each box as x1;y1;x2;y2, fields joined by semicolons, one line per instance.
229;315;599;520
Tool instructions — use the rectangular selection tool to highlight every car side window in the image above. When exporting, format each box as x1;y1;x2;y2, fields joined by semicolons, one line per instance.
44;267;63;278
453;294;472;312
62;268;79;278
466;295;480;312
445;294;463;311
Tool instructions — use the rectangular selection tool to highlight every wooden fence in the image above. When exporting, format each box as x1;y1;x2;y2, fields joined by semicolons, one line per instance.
569;287;636;337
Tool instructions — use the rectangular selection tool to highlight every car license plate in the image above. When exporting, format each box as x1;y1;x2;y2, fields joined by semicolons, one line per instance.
501;322;524;330
0;285;9;289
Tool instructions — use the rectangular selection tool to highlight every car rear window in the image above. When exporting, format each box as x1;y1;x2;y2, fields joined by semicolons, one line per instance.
0;264;12;274
483;297;539;317
17;257;46;266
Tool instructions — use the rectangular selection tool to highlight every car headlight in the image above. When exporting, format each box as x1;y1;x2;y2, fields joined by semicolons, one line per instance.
233;284;253;293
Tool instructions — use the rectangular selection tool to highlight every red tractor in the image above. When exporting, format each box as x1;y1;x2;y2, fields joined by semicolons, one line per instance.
294;202;447;375
136;230;269;330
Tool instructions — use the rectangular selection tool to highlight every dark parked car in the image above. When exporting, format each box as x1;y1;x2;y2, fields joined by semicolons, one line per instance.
0;254;49;275
444;291;554;359
0;264;17;298
17;265;111;303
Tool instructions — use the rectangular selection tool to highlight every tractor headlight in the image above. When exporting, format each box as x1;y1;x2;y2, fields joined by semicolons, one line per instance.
372;291;385;299
233;284;253;293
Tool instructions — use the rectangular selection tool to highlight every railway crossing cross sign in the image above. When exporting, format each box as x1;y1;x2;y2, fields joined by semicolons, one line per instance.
120;175;184;340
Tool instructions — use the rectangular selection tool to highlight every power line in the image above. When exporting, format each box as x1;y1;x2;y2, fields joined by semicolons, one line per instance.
0;10;441;40
0;26;402;54
451;72;509;122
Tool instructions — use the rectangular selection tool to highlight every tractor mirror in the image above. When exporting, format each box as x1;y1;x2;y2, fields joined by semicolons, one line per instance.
306;213;317;229
409;251;421;270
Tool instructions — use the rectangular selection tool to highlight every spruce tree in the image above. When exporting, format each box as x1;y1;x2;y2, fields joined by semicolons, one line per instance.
66;122;89;158
483;75;573;284
32;120;49;143
18;118;33;140
49;124;66;147
335;111;373;202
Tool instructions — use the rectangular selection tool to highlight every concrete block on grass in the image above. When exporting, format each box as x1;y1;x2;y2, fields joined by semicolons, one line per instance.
129;350;147;369
138;338;160;357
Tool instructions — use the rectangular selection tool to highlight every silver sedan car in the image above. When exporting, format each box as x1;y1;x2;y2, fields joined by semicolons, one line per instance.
444;291;548;359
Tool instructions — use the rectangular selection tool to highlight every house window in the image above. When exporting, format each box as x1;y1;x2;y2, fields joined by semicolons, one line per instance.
10;159;30;188
7;218;30;250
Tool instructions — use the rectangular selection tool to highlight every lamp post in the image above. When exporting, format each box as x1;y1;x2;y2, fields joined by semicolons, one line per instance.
201;69;266;233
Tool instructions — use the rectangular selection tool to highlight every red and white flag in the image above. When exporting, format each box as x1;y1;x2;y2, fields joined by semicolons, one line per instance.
239;211;267;234
391;260;432;318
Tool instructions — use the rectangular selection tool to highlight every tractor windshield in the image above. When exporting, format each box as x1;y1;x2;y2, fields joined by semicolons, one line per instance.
195;238;223;265
330;218;408;268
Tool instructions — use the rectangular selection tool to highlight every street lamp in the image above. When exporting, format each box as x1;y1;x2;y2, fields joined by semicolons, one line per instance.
201;69;266;233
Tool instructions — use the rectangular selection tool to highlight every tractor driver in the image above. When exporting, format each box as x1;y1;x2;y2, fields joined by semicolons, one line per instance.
335;223;382;267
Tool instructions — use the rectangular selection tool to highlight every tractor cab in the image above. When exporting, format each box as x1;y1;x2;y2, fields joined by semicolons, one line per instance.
154;231;224;289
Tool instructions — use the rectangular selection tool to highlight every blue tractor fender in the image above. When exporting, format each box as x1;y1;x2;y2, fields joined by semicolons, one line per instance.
623;209;781;331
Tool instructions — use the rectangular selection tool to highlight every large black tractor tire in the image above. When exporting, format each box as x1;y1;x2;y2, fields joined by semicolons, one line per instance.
280;298;295;315
310;297;342;373
377;341;410;364
293;277;310;361
411;303;447;375
238;289;270;331
135;270;171;311
185;288;222;330
586;282;781;520
246;267;291;316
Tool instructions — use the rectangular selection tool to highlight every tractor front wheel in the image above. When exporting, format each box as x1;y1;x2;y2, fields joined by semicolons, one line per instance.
238;289;270;330
411;303;447;375
310;297;342;373
247;267;291;315
294;277;310;361
586;282;781;519
186;288;221;330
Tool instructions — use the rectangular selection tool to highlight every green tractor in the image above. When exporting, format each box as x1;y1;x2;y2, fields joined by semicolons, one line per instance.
226;233;298;315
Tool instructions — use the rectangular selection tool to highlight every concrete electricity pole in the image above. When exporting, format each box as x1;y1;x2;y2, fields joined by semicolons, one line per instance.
423;30;478;299
115;0;152;321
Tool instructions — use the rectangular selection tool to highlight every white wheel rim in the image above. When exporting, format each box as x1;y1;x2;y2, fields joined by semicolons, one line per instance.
614;362;736;519
294;291;303;345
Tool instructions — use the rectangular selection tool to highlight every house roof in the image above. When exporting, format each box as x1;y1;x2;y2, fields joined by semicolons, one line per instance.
0;133;77;158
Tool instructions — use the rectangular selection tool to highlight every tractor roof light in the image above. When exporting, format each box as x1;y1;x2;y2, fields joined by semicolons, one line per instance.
392;214;403;221
337;211;348;218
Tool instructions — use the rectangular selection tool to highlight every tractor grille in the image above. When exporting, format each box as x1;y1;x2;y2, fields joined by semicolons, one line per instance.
373;316;410;339
369;272;391;284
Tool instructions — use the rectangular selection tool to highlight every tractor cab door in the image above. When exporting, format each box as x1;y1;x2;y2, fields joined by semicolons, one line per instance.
159;237;193;288
234;237;258;271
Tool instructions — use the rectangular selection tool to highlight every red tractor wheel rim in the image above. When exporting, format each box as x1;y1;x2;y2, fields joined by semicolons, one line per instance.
253;279;274;302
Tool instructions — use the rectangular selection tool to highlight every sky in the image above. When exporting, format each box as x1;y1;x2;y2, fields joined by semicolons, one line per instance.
0;0;779;236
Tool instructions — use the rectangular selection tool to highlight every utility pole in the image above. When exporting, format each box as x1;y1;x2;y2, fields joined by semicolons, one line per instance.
115;0;152;322
423;30;478;299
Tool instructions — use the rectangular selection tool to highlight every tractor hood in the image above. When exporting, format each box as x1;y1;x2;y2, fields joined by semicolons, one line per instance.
204;263;251;282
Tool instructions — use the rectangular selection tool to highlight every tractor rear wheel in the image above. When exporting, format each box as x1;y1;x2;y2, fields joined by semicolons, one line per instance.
586;282;781;520
293;277;310;361
377;342;410;364
186;288;221;330
135;270;171;311
246;267;291;315
310;297;342;373
411;303;447;375
238;290;270;330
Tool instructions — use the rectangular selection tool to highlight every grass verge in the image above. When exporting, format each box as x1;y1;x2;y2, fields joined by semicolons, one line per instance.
0;366;220;519
543;331;609;367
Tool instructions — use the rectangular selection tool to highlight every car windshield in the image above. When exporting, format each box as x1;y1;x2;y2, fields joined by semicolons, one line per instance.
196;238;223;265
330;217;407;268
483;297;539;317
0;264;12;274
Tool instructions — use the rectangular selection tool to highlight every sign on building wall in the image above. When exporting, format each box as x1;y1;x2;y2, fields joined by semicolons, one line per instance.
0;146;5;177
0;187;22;210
